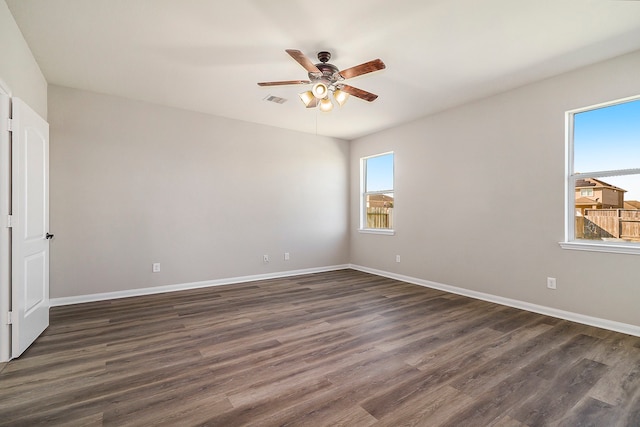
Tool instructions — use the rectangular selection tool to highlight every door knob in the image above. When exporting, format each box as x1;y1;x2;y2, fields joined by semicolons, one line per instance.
45;233;54;240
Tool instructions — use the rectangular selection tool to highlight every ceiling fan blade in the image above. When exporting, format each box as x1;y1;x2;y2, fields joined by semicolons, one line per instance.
257;80;311;86
340;85;379;102
339;59;386;80
286;49;321;74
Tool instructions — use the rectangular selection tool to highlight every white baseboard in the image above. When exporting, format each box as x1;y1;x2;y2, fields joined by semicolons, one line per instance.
50;264;350;307
349;264;640;338
51;263;640;338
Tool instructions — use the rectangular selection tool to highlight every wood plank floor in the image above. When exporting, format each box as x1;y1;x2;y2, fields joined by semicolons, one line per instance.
1;269;640;426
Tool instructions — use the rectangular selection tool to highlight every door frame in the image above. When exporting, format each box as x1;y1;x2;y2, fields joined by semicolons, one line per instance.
0;78;12;362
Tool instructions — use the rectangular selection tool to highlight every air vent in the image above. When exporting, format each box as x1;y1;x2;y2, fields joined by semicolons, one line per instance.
264;95;287;104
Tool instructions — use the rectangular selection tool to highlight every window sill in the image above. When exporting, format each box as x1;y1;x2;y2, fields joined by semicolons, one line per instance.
559;240;640;255
359;228;395;236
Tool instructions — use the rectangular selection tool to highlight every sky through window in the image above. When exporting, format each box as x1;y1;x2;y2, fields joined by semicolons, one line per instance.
574;98;640;200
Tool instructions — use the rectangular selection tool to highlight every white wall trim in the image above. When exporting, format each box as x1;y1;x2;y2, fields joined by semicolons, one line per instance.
50;263;640;338
50;264;350;307
350;264;640;338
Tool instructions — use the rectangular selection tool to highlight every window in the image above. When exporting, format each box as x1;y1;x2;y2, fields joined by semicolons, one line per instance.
562;96;640;254
360;152;394;233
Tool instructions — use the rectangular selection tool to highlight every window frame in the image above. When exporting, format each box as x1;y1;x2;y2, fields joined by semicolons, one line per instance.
359;151;395;235
561;95;640;255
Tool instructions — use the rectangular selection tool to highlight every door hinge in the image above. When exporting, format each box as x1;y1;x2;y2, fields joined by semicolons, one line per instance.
7;311;13;325
6;118;13;132
6;215;13;228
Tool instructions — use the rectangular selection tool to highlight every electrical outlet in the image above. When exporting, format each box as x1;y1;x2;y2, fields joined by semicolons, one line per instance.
263;254;269;263
396;255;401;263
547;277;557;290
284;252;290;261
152;263;160;273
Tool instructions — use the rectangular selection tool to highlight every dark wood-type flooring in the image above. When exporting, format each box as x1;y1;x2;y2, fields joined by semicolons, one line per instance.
1;269;640;426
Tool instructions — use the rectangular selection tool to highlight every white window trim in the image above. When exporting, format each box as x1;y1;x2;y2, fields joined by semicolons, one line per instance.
358;228;396;236
561;95;640;255
359;151;395;234
559;240;640;255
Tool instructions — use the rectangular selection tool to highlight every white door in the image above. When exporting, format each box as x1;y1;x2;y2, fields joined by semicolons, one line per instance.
11;97;50;358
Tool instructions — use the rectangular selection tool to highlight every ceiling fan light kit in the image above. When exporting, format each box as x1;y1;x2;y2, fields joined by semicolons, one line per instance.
258;49;385;112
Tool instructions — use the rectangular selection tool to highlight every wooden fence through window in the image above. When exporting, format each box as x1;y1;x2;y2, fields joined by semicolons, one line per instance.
577;209;640;241
367;207;393;229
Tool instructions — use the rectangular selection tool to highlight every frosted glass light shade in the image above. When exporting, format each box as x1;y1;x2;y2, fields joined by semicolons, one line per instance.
299;91;317;107
333;89;349;106
319;97;333;112
312;82;328;99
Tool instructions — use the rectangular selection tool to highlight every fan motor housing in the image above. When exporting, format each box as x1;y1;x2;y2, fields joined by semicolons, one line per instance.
308;51;340;83
314;62;339;76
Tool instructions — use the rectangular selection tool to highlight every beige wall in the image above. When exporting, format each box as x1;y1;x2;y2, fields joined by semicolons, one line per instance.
48;85;350;298
350;49;640;328
0;1;47;118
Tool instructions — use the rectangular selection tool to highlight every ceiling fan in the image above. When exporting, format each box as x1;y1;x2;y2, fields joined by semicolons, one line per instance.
258;49;386;112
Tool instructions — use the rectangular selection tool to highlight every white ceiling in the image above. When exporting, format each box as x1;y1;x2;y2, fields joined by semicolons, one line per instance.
6;0;640;140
